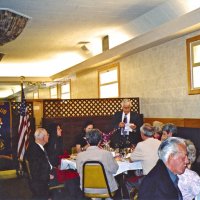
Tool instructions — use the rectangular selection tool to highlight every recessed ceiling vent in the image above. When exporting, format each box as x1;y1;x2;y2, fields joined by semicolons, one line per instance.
77;41;91;54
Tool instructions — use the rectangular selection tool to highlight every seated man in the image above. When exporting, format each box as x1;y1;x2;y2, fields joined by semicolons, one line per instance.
26;128;54;200
126;123;161;192
76;129;119;197
139;137;189;200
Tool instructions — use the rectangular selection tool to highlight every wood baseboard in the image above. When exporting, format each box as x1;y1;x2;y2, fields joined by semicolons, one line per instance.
144;118;200;128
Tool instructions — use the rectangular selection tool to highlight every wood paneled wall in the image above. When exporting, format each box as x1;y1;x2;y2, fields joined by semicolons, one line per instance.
144;118;200;128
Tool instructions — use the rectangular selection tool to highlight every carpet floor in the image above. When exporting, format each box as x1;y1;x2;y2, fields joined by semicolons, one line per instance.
0;177;32;200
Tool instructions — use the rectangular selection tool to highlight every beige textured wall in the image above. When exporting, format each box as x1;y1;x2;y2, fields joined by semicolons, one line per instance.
119;30;200;118
38;88;50;99
33;101;43;128
71;69;98;99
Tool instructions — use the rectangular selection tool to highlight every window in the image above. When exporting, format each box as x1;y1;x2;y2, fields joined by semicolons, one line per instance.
98;63;119;98
61;82;70;99
50;86;57;99
186;35;200;94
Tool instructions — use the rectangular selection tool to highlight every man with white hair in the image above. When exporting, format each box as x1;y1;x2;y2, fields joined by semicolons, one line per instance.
26;128;54;200
139;137;189;200
110;99;142;149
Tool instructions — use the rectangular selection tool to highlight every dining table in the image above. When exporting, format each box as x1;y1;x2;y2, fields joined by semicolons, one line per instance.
60;156;142;176
60;154;142;199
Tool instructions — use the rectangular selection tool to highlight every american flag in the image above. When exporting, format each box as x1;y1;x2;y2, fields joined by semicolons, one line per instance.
17;83;31;161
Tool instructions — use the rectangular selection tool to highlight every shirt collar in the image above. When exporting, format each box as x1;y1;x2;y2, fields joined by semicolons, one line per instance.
167;168;177;183
36;142;45;151
122;112;130;119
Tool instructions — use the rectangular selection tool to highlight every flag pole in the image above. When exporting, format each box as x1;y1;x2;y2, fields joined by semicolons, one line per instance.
18;76;25;176
18;76;31;176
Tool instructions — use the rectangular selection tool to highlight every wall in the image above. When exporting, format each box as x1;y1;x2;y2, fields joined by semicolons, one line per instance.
119;30;200;118
71;68;98;99
33;101;43;128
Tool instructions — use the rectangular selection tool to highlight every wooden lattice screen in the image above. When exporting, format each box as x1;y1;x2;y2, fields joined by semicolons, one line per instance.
43;98;140;118
11;102;34;117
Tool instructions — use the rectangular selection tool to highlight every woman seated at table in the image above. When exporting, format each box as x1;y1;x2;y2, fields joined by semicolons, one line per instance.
152;121;164;140
75;120;94;153
45;123;64;167
178;139;200;200
45;123;82;199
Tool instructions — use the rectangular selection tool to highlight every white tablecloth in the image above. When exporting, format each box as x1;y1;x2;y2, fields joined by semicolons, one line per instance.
60;158;142;176
60;159;76;170
114;160;142;176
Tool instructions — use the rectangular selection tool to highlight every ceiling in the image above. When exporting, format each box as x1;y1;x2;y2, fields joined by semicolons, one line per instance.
0;0;200;99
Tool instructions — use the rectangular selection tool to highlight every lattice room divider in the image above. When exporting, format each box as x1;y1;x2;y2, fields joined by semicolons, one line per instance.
43;98;140;118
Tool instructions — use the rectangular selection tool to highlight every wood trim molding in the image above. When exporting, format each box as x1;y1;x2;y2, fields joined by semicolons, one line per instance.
186;35;200;95
144;118;200;128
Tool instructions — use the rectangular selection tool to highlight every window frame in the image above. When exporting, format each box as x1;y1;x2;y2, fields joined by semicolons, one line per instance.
50;85;58;99
186;35;200;94
61;81;71;99
33;90;39;99
98;63;120;98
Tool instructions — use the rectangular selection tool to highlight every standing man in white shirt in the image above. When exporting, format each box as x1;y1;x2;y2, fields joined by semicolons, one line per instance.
110;99;142;149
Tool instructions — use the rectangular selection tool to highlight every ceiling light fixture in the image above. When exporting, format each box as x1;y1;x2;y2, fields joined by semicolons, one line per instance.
0;8;30;46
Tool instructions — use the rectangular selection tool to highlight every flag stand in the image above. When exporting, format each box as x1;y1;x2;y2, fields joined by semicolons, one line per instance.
17;159;24;177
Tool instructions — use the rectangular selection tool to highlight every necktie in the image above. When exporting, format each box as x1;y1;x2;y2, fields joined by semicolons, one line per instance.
123;114;127;123
174;176;183;200
122;114;127;136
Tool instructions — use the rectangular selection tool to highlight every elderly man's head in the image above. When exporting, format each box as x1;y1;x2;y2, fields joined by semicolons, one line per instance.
34;128;49;146
140;123;154;139
85;129;102;146
121;99;132;114
158;137;189;175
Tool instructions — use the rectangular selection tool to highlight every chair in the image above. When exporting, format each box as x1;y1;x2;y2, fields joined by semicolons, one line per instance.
24;159;64;191
82;160;116;199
